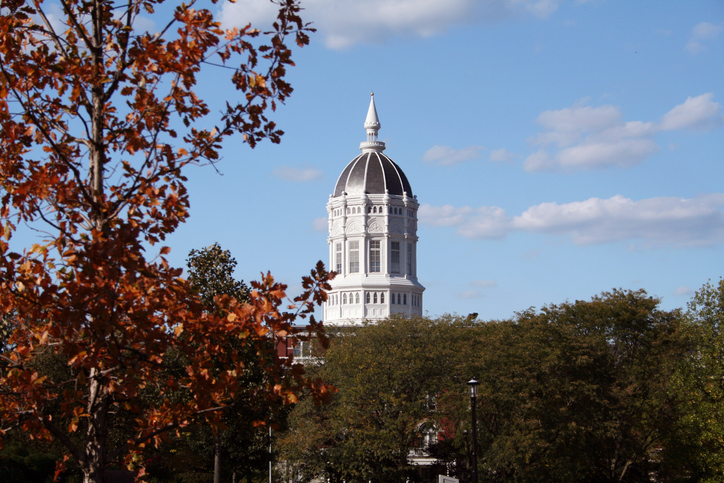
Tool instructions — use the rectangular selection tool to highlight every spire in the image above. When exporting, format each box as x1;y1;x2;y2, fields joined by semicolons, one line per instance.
360;93;386;152
364;93;381;132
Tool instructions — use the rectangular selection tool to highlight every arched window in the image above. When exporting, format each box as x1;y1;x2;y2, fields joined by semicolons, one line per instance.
403;294;407;305
381;293;385;303
373;292;378;304
343;293;347;304
355;293;360;304
366;292;370;303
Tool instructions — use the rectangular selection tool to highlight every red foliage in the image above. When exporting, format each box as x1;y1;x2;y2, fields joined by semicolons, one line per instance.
0;1;327;482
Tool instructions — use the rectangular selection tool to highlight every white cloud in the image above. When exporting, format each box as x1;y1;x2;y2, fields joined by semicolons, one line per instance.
419;204;509;239
219;0;567;49
686;21;722;55
526;0;561;18
272;166;324;182
418;204;474;227
457;206;510;239
423;145;484;166
312;217;328;232
218;0;280;30
534;101;621;147
512;194;724;246
553;139;659;169
659;93;722;131
420;194;724;247
490;148;515;163
525;94;721;172
685;40;706;55
693;22;723;39
459;290;485;299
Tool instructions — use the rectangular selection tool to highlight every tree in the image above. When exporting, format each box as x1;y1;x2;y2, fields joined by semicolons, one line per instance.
457;290;689;482
281;292;692;483
182;243;280;483
0;2;331;483
280;316;469;483
187;243;250;308
668;278;724;482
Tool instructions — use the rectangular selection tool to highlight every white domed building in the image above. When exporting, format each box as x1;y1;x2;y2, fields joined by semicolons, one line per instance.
324;95;425;326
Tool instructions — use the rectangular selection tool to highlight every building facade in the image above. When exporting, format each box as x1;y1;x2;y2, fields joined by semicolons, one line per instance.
324;94;425;326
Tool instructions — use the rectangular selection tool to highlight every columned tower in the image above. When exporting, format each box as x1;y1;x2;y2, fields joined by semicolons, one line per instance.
324;94;425;326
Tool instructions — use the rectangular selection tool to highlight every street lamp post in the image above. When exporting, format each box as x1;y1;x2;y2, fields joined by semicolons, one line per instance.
467;378;479;483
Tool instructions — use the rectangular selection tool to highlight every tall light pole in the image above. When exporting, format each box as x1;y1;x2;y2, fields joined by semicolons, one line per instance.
467;378;479;483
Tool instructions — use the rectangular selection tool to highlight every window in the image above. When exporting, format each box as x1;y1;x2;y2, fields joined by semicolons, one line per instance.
381;293;385;303
355;292;360;304
403;294;407;305
366;292;370;303
407;243;413;275
369;240;380;272
343;293;347;304
293;340;312;359
335;243;342;273
391;242;400;273
349;241;359;273
373;292;377;304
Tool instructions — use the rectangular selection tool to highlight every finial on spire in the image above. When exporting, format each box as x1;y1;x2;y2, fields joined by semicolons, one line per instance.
360;93;385;152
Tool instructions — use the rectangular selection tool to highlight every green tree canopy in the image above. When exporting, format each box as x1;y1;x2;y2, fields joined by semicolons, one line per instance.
281;290;694;483
187;243;249;308
668;278;724;482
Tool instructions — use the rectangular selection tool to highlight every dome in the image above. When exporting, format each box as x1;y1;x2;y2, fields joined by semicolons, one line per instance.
333;151;413;197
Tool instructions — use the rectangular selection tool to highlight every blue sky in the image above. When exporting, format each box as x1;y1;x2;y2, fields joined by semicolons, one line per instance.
159;0;724;320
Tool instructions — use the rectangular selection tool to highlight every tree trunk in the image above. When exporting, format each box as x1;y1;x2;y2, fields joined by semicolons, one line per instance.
83;369;110;483
214;432;221;483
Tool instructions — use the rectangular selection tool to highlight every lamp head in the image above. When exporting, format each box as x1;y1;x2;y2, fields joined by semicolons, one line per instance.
467;377;479;398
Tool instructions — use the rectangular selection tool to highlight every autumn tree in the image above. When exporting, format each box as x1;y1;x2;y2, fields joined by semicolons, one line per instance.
0;2;331;483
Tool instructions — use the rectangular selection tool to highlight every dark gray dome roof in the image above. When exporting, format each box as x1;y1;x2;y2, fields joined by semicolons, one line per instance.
333;152;413;197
